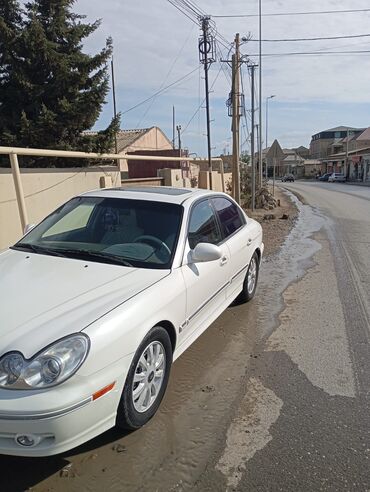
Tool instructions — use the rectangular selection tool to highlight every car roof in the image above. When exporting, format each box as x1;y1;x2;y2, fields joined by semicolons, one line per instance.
81;186;221;205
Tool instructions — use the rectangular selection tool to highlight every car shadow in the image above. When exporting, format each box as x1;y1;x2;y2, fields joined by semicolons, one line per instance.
0;427;133;492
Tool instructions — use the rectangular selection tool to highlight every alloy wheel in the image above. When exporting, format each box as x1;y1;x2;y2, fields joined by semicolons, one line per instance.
132;341;166;413
247;257;257;294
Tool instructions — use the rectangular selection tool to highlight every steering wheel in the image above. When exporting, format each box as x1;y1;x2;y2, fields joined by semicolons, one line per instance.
133;235;171;258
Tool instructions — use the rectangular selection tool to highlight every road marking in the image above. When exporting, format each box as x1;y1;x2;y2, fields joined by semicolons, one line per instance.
267;237;356;398
216;378;283;490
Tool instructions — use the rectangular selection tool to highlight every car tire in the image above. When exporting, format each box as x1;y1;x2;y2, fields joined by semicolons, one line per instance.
235;251;260;304
116;326;173;430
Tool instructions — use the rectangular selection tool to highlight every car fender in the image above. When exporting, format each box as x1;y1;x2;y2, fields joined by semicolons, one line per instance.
80;269;186;377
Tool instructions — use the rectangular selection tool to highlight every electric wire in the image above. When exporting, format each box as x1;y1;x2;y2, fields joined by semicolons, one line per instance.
166;0;199;25
181;64;223;135
215;39;232;83
135;24;195;128
248;33;370;42
166;0;232;55
212;8;370;18
122;67;199;115
248;49;370;57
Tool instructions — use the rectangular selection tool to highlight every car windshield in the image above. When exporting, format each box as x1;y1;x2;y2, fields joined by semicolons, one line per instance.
13;196;183;269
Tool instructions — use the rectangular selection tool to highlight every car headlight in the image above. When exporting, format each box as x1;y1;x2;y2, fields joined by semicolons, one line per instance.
0;334;90;389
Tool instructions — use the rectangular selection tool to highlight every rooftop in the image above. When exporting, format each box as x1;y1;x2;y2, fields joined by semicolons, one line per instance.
116;128;152;152
324;126;358;132
83;127;157;153
357;127;370;141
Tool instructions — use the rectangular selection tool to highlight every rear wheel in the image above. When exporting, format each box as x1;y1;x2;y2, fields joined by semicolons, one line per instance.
235;252;260;304
116;326;172;430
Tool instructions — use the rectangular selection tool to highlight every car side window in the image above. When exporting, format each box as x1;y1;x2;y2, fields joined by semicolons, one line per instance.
211;197;244;239
188;200;222;249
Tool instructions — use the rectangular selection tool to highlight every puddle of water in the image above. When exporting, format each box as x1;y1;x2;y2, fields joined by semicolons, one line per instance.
256;191;327;339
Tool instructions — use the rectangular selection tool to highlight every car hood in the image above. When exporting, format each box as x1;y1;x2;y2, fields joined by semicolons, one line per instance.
0;249;169;358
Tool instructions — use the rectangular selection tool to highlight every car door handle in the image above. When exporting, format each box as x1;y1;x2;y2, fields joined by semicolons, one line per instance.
220;256;228;266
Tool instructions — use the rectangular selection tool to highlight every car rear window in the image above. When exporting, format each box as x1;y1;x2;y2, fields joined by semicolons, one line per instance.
211;197;245;239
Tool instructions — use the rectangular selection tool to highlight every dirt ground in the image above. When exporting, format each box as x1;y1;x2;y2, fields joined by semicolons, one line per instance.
245;185;298;257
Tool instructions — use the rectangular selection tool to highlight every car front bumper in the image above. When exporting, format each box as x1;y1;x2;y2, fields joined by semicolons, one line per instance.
0;355;131;456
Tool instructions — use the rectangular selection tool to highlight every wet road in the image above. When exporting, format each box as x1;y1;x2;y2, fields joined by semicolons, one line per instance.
2;182;370;491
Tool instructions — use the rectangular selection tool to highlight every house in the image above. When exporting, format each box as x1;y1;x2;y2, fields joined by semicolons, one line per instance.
303;159;321;178
325;147;370;181
319;126;370;177
112;127;173;154
114;127;174;176
265;140;304;177
294;146;310;159
309;126;365;159
85;126;175;178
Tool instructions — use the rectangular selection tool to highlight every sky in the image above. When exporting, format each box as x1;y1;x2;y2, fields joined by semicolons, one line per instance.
75;0;370;156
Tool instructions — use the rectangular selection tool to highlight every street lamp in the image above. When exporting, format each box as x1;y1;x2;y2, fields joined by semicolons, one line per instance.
265;95;275;180
265;95;276;150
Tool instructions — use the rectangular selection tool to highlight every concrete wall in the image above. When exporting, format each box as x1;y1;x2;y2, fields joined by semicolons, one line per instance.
198;171;224;192
127;149;186;179
0;166;120;250
121;177;164;187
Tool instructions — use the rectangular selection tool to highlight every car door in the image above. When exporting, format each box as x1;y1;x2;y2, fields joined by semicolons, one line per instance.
180;198;231;344
210;196;255;301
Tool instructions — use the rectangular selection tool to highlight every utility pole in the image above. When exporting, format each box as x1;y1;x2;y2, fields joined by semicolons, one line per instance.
231;33;241;204
111;55;118;154
265;95;275;179
172;106;176;149
176;125;182;153
258;0;263;188
249;63;257;212
199;17;215;189
345;128;349;178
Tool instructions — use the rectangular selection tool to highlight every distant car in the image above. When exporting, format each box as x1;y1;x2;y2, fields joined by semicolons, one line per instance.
328;173;346;183
281;174;295;182
318;173;332;181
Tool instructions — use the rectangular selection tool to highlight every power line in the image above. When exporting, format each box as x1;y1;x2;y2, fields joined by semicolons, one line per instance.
166;0;199;24
212;8;370;18
166;0;232;54
182;64;223;135
248;49;370;57
179;0;204;17
135;24;195;127
215;40;232;82
248;33;370;42
122;67;199;115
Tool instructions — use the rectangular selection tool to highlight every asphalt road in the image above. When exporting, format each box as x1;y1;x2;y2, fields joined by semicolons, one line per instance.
1;182;370;491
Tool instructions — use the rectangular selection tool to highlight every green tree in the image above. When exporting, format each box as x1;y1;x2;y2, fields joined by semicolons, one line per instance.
0;0;23;146
0;0;119;166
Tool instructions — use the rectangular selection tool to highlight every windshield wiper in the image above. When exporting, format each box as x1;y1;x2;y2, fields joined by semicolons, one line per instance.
11;243;67;258
62;249;134;267
12;244;133;267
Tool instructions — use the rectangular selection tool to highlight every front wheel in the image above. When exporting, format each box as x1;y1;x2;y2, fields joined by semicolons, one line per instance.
116;326;172;430
235;252;260;304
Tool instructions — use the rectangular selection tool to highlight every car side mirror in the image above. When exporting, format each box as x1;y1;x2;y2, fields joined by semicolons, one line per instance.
191;243;222;263
23;224;35;235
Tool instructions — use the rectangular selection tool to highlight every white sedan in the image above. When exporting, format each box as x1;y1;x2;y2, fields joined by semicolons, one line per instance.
0;187;263;456
328;172;346;182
